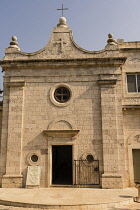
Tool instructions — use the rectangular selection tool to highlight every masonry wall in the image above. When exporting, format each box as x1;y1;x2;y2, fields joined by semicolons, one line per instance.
0;58;128;188
0;107;2;147
2;16;140;188
123;110;140;137
123;110;140;186
21;67;103;187
121;51;140;187
0;106;3;187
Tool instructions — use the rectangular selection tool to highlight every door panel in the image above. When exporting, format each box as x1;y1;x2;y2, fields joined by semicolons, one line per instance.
133;149;140;182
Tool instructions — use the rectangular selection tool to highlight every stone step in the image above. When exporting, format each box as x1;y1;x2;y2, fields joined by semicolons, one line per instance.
108;202;140;210
0;188;137;210
0;198;134;210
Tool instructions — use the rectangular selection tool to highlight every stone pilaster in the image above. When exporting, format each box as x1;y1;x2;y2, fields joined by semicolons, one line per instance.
2;81;25;188
98;77;123;189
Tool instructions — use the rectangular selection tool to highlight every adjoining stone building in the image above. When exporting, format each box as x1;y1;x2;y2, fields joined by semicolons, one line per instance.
0;17;140;189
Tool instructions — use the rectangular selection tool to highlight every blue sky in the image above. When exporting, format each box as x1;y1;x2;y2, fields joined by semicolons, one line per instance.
1;0;140;90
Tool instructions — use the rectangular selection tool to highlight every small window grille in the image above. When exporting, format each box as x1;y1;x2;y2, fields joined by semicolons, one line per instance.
86;154;94;163
31;155;38;163
54;87;70;103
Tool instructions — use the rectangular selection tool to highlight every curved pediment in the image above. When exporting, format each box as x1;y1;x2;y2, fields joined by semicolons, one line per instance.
44;118;79;140
2;18;114;61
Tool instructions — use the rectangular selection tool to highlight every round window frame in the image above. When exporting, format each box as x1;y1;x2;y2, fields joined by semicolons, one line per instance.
31;154;39;163
50;84;73;107
86;154;94;163
82;152;97;166
54;86;70;103
27;152;40;166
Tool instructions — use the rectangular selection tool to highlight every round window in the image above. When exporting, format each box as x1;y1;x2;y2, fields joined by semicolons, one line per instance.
54;87;70;103
31;154;38;163
86;154;94;163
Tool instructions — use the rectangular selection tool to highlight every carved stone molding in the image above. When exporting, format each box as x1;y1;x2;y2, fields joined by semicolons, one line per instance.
134;135;140;144
128;131;140;145
7;81;26;87
43;130;79;139
48;118;76;130
98;79;117;86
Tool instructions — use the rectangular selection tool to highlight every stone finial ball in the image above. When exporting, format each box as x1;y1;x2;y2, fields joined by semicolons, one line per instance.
59;17;66;24
108;33;113;38
12;36;17;41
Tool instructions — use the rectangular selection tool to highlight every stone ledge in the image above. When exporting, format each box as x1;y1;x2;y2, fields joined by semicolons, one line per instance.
102;174;122;178
98;79;117;85
2;175;23;188
122;105;140;109
7;81;26;87
3;175;23;178
43;130;80;138
0;57;127;69
0;188;135;209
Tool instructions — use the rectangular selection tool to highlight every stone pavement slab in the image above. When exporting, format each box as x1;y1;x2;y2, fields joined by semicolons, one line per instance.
109;202;140;210
0;188;138;210
0;203;140;210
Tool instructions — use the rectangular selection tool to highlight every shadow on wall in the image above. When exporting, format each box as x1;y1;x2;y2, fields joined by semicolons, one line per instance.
22;131;47;187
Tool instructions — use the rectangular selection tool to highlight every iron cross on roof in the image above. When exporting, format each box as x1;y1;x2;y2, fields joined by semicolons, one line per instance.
57;4;68;17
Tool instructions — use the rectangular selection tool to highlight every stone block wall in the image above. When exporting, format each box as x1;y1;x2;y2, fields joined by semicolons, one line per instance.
123;109;140;187
0;105;3;187
19;67;103;187
0;106;2;144
0;59;127;188
121;52;140;187
1;17;140;189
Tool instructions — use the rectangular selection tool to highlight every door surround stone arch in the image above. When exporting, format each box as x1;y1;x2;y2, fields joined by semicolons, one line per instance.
43;118;79;187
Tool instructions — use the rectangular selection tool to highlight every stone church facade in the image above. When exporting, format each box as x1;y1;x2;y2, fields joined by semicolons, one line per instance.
0;17;140;189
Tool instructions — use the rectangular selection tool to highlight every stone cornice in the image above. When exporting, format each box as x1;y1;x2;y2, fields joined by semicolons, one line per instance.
122;105;140;109
120;48;140;52
0;57;127;70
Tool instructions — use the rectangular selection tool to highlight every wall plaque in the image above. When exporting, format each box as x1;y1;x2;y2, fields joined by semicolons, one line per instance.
26;166;41;188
